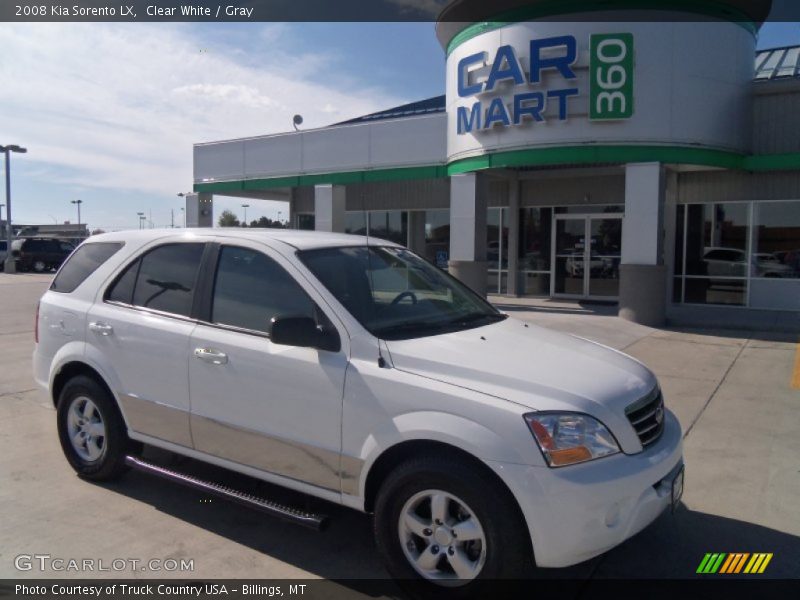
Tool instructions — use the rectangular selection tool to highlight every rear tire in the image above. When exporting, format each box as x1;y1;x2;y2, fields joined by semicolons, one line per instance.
56;375;133;481
374;455;531;597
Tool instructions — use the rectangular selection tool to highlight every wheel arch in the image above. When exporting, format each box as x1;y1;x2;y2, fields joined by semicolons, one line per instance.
363;438;534;566
51;361;116;411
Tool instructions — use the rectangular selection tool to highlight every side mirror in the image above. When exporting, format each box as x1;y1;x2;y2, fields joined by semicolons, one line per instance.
270;316;340;352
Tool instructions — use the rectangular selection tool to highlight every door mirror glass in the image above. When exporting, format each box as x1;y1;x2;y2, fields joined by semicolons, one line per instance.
270;316;339;352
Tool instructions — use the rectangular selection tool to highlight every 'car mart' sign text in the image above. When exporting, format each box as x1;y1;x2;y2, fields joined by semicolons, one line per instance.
456;33;634;134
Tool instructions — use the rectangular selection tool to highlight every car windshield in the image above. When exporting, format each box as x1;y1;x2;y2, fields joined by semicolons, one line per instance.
298;246;506;340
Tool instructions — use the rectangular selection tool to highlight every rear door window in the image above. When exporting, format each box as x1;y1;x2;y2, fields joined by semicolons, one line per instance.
107;243;205;317
50;242;124;293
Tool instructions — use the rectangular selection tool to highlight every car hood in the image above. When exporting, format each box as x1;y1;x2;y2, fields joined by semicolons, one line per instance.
384;316;656;452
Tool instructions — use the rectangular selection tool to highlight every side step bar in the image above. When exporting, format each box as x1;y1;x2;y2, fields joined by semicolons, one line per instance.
124;455;329;531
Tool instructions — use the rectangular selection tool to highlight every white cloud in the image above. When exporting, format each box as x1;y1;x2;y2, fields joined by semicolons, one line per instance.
0;23;403;200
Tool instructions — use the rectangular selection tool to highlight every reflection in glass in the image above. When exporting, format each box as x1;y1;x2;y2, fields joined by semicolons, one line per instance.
684;278;746;306
369;211;408;246
588;218;621;297
685;203;749;277
345;212;367;236
519;208;552;272
424;209;450;269
752;201;800;279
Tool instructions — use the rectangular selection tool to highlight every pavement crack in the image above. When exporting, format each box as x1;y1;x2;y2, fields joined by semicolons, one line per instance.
0;388;39;398
682;335;751;440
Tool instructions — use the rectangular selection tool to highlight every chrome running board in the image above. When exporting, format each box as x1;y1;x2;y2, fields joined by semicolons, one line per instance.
124;455;329;531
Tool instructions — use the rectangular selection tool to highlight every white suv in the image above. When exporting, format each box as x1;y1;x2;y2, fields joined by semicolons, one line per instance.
34;229;683;590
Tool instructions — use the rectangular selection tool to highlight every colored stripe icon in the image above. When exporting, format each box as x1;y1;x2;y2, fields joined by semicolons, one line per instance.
696;553;773;574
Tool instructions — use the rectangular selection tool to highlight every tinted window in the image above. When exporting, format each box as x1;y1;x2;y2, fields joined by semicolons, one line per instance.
212;246;314;334
59;242;74;252
106;258;140;304
24;240;45;252
51;242;123;293
128;244;204;316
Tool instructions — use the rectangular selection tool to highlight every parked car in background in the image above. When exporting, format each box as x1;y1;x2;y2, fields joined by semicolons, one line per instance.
0;240;7;271
703;247;794;278
12;238;75;272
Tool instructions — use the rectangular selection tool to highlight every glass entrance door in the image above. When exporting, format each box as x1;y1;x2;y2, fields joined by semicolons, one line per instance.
551;214;623;299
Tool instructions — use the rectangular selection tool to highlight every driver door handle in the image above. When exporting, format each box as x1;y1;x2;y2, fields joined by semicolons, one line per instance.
194;347;228;365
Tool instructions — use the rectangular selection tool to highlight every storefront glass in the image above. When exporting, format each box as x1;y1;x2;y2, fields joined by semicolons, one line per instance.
674;200;800;310
369;211;408;246
424;209;450;268
487;208;509;294
518;208;551;296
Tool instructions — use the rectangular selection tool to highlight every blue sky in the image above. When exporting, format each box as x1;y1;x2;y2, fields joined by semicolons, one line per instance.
1;21;798;232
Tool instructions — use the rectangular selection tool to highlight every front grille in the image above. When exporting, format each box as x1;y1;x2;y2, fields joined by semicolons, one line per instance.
625;387;665;448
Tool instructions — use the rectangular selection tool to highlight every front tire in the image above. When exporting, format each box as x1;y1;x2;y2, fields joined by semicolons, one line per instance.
374;456;531;596
56;375;132;481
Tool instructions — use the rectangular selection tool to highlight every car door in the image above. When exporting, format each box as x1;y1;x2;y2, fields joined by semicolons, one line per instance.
86;241;207;447
188;242;348;492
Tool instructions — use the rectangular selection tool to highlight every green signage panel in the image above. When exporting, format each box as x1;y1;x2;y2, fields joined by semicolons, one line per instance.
590;33;634;120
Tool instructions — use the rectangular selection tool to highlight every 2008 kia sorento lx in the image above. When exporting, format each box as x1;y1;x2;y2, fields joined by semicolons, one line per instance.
34;229;683;591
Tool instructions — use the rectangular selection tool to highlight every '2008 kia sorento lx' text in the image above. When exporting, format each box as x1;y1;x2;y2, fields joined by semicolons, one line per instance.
34;229;683;591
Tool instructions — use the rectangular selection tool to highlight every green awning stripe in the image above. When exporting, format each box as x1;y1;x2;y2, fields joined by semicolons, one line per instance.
192;149;800;193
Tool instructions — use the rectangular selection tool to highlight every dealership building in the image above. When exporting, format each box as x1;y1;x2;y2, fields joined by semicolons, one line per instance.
191;0;799;329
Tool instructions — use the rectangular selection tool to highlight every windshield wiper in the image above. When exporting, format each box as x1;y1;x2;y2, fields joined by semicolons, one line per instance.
372;320;451;339
448;312;507;327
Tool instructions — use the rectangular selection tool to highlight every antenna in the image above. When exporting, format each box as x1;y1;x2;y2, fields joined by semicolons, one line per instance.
362;184;387;368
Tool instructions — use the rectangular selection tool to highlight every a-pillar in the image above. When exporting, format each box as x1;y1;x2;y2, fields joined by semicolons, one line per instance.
314;184;346;232
619;163;667;326
448;173;489;296
185;192;213;228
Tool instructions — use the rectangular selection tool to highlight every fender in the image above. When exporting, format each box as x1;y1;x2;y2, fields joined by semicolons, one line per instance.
354;410;536;500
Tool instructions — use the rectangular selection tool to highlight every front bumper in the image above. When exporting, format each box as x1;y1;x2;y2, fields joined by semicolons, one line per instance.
488;408;683;568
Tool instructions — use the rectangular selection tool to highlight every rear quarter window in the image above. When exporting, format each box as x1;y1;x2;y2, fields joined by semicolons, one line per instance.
50;242;124;294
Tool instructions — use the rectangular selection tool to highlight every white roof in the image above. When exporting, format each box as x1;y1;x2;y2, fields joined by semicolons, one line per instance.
88;228;402;251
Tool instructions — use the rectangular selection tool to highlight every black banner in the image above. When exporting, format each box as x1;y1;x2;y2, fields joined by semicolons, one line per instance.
2;0;800;23
1;579;799;600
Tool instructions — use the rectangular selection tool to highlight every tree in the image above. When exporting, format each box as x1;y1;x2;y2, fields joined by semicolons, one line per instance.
218;210;240;227
91;228;106;235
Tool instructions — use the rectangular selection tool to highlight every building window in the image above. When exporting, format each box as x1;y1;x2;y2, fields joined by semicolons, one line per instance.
519;207;552;296
344;211;408;246
424;209;450;268
487;208;509;294
674;200;800;310
296;214;315;230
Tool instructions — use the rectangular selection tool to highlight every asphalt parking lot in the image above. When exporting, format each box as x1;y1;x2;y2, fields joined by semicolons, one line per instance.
1;273;798;587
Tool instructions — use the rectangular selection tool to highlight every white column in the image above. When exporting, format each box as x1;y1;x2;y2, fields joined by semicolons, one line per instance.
622;162;664;265
619;162;667;326
314;184;346;233
448;173;488;295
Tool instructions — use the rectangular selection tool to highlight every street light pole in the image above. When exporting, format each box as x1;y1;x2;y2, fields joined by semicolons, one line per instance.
71;199;83;230
1;144;28;274
137;212;145;230
241;204;250;226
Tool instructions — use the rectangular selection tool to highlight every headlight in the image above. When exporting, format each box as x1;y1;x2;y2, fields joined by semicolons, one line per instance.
524;412;620;467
